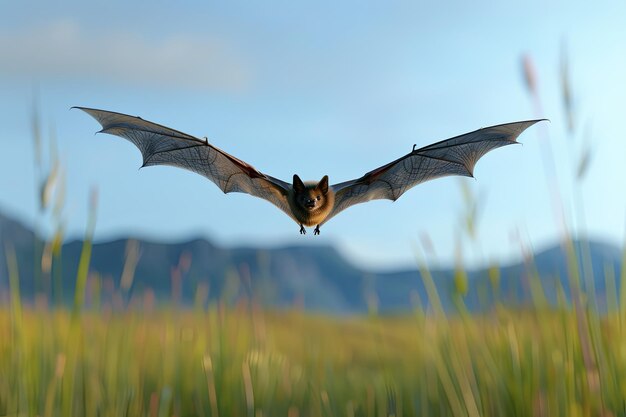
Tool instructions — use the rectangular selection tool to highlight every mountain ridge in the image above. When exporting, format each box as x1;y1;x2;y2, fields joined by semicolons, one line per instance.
1;210;623;313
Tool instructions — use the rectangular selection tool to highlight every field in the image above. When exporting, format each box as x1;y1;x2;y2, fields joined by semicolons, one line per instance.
1;296;625;416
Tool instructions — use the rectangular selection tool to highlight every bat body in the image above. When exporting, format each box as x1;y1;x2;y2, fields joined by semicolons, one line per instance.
75;107;543;235
288;175;334;234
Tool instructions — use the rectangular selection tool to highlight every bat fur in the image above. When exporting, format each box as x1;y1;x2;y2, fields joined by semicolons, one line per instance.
288;175;334;235
75;107;544;235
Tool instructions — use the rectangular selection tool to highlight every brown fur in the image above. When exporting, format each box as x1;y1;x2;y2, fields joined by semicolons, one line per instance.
288;175;335;227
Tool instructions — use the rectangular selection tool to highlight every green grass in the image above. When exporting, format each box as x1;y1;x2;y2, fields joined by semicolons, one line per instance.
1;303;625;416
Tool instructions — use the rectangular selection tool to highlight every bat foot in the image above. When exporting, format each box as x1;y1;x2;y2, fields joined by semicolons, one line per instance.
299;225;306;235
314;225;320;235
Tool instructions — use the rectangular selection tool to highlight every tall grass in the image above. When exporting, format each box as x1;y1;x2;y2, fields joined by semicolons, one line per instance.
1;302;626;416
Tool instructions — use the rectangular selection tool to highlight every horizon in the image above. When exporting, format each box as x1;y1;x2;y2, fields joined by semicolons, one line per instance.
1;205;621;274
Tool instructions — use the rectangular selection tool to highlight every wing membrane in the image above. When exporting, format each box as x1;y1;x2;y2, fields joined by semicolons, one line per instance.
76;107;295;221
326;120;543;224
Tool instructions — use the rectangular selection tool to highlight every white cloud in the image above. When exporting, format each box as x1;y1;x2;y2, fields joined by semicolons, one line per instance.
0;20;250;91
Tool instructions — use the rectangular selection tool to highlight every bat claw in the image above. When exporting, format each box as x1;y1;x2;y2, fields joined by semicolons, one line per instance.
314;225;320;235
299;225;306;235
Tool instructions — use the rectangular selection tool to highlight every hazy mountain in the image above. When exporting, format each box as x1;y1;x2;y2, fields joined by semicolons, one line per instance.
0;210;623;313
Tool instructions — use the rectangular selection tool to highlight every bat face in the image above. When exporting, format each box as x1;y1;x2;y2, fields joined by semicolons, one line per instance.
289;175;334;227
293;175;329;210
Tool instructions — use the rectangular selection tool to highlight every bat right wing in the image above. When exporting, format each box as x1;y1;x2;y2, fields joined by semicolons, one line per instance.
324;119;544;225
76;107;297;222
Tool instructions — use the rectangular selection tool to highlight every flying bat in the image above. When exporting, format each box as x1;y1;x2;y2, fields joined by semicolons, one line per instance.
76;107;543;235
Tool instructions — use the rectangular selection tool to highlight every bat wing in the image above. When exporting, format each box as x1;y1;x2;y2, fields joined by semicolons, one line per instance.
324;119;544;224
75;107;296;221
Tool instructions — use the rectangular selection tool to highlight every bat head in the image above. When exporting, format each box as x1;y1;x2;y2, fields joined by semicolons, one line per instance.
293;174;330;211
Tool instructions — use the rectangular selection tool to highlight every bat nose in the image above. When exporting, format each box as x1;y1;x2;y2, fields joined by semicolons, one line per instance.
305;200;315;208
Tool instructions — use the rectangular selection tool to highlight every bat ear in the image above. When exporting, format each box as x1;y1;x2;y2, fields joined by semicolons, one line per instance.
317;175;329;194
293;174;305;192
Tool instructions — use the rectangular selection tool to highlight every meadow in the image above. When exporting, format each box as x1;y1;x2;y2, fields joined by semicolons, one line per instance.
1;292;625;416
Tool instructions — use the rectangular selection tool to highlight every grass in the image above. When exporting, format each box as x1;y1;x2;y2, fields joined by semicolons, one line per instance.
1;303;625;416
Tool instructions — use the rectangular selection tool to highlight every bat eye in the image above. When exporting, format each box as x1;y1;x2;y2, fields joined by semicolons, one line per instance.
316;196;321;201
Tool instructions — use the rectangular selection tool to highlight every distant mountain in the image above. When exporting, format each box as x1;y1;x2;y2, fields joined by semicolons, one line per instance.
0;210;623;313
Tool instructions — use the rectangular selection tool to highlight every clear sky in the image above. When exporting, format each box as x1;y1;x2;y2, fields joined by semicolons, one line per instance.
1;1;625;269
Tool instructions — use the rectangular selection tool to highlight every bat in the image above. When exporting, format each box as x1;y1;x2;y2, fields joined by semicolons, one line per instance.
75;107;544;235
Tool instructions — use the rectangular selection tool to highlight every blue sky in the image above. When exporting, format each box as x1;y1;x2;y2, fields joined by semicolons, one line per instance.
1;1;625;269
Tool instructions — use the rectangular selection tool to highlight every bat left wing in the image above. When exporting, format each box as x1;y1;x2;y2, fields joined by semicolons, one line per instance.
324;119;544;225
75;107;297;222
